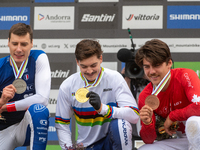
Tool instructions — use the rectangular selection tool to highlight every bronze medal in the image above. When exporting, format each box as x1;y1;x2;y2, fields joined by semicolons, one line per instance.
145;95;160;110
75;88;89;103
12;78;27;94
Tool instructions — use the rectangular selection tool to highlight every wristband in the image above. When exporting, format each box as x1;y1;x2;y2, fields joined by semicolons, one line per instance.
6;103;16;112
143;119;152;125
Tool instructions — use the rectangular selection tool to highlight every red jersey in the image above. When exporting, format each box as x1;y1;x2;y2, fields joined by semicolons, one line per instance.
138;68;200;144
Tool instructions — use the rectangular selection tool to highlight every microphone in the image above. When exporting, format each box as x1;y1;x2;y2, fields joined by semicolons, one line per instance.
117;48;134;62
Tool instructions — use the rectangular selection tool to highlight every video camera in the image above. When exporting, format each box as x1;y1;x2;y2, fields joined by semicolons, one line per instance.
117;28;144;79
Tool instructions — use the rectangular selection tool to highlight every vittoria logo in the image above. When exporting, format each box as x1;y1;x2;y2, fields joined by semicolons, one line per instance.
126;14;160;21
126;14;134;21
122;6;163;29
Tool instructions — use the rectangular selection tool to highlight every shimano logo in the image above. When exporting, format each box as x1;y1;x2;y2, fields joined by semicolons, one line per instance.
128;14;159;21
0;15;28;21
122;119;128;145
103;88;112;92
81;14;115;22
51;70;70;78
170;14;200;20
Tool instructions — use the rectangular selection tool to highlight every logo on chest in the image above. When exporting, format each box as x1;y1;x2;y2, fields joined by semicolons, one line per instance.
103;88;112;92
23;74;29;81
174;101;182;107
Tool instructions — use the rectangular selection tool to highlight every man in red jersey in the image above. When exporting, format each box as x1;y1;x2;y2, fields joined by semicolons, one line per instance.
135;39;200;150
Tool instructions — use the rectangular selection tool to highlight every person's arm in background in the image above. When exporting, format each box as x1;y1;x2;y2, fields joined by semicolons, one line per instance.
55;80;74;150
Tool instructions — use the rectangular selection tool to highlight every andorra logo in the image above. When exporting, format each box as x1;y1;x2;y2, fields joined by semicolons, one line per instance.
38;13;44;21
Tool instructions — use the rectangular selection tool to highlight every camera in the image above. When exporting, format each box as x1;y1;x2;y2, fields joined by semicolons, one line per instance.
117;28;144;79
117;48;144;79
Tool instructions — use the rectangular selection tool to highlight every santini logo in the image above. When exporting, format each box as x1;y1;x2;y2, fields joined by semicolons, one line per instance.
0;15;28;21
103;88;112;92
170;14;200;20
81;14;115;22
51;70;70;78
126;14;159;21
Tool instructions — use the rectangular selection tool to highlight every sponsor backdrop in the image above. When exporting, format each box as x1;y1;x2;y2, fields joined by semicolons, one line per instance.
0;0;200;149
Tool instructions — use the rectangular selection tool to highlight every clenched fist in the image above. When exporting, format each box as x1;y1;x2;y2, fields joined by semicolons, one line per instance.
0;84;16;107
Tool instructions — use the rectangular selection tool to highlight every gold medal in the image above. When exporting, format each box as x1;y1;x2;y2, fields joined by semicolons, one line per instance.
75;88;89;103
145;95;160;110
12;78;27;94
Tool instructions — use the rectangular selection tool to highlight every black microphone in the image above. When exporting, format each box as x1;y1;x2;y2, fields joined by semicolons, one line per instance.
117;48;134;62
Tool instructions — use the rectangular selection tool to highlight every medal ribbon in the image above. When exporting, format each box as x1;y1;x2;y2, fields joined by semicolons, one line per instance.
80;67;104;89
152;70;171;96
10;56;29;79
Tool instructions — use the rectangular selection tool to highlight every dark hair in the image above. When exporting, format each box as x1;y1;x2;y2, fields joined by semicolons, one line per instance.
135;39;172;67
9;23;33;42
75;39;103;61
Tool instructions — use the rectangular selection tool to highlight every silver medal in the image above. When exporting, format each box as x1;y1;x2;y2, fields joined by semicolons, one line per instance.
12;78;27;94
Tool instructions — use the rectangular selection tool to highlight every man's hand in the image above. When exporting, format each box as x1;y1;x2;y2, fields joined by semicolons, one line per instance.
164;116;176;136
0;104;7;113
0;84;16;107
140;105;153;125
86;91;102;111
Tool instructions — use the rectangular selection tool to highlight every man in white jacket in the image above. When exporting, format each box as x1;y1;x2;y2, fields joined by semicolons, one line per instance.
55;39;139;150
